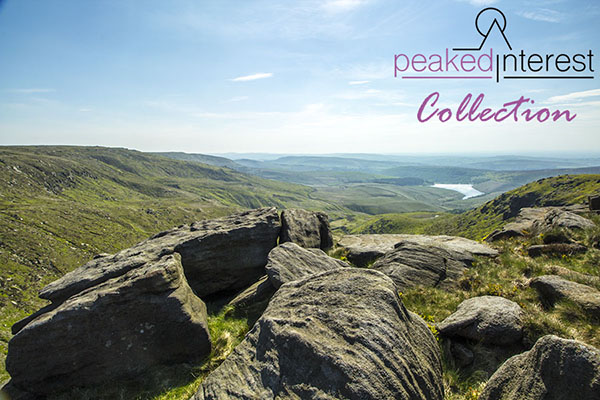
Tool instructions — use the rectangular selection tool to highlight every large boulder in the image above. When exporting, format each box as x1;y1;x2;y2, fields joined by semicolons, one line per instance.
437;296;524;345
487;207;595;242
370;241;475;291
279;209;333;250
193;268;444;400
479;335;600;400
338;234;497;267
6;208;282;395
39;207;281;300
265;242;350;289
6;254;210;395
530;275;600;319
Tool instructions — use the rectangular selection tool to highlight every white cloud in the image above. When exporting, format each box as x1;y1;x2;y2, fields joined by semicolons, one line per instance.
226;96;249;102
349;80;370;85
321;0;369;13
5;88;55;94
229;73;273;82
517;9;563;23
546;89;600;103
331;62;389;80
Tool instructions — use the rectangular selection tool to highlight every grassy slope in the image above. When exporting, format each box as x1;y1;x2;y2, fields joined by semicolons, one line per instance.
347;174;600;239
400;219;600;399
337;174;600;399
0;145;344;382
3;151;600;399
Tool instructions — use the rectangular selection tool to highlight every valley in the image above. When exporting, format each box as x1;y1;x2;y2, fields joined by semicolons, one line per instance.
1;146;600;399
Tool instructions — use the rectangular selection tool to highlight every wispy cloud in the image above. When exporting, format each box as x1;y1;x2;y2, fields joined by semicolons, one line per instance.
321;0;369;13
332;62;389;80
5;88;55;94
547;89;600;103
517;9;563;23
225;96;249;102
229;73;273;82
349;80;370;85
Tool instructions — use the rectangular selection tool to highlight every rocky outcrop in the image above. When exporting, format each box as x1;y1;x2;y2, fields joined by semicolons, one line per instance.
370;241;475;291
6;254;211;395
6;208;283;395
227;275;276;313
487;207;595;241
338;234;497;267
530;275;600;318
39;207;281;300
479;335;600;400
265;242;350;289
194;268;444;400
279;209;333;250
527;243;587;257
437;296;524;345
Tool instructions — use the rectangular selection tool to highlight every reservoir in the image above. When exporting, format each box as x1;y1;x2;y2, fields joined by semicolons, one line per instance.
432;184;484;199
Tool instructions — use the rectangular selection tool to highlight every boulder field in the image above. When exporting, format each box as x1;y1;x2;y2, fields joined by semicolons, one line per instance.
2;205;599;400
194;268;444;400
337;234;498;267
5;207;338;396
479;335;600;400
486;206;595;242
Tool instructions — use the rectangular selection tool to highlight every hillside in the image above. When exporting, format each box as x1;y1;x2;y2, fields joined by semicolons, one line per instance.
347;174;600;239
0;146;345;380
151;152;242;170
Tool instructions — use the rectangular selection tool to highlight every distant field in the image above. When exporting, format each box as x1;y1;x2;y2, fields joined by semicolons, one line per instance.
311;183;499;215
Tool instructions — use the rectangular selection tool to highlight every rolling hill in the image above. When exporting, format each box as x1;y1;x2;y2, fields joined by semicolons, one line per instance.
0;145;347;381
347;174;600;240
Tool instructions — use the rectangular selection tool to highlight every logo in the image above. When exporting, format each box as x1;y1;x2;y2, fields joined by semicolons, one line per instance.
393;8;595;123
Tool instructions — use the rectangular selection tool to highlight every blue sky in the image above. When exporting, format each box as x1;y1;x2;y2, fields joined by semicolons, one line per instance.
0;0;598;154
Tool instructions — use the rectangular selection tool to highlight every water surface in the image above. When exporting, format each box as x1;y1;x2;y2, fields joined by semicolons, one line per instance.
432;184;484;199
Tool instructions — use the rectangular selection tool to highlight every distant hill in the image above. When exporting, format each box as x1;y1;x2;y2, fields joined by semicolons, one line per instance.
348;174;600;240
153;151;242;170
445;174;600;239
0;146;343;375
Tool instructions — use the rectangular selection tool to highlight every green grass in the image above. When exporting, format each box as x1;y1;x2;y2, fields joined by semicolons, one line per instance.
2;150;600;399
0;145;346;382
310;183;485;215
397;236;600;400
344;212;451;235
344;174;600;240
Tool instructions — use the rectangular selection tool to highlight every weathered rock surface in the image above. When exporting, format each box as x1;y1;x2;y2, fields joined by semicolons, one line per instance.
437;296;524;345
6;208;284;395
7;253;211;395
530;275;600;318
227;275;276;312
479;335;600;400
265;242;350;289
39;207;280;300
527;243;587;257
194;268;444;400
487;207;595;241
279;208;333;250
543;265;600;286
370;241;475;291
338;234;497;267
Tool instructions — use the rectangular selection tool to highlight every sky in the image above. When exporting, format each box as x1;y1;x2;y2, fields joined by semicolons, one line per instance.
0;0;599;155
